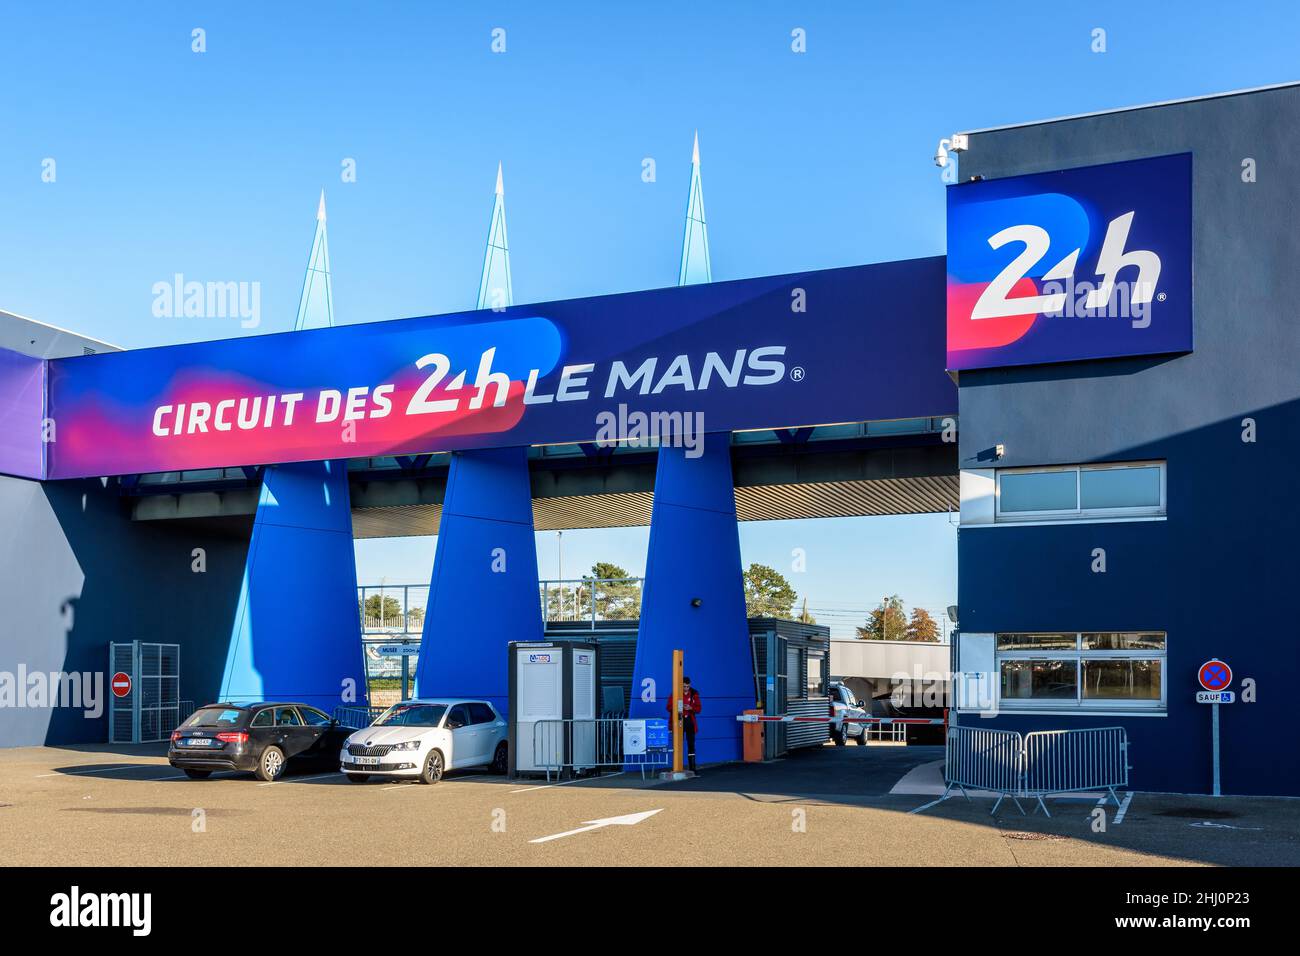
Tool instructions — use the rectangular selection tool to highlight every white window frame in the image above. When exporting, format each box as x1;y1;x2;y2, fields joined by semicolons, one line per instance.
995;632;1167;714
994;461;1166;524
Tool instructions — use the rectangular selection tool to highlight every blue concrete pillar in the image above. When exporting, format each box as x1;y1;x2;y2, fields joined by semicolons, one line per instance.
630;434;753;765
414;446;542;716
221;459;367;711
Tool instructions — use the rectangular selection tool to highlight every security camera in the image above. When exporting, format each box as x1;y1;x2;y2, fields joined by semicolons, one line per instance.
934;133;970;168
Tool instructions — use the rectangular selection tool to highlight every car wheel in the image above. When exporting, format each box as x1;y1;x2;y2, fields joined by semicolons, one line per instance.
491;741;508;775
254;745;285;782
346;773;369;783
183;769;212;779
419;749;444;785
831;728;846;746
854;729;869;745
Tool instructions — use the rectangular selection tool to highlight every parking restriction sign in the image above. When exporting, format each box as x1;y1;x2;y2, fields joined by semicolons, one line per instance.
1198;659;1232;692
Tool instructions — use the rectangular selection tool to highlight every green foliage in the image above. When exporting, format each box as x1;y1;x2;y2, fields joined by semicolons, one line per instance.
744;563;799;620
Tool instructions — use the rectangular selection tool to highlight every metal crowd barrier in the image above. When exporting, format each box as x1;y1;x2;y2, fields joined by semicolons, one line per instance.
333;705;387;728
943;724;1129;817
531;718;670;781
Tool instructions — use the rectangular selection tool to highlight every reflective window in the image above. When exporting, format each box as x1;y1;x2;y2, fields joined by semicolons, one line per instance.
468;703;496;724
275;707;302;727
1082;632;1166;651
996;632;1166;712
373;703;446;727
446;705;471;730
1082;660;1162;701
250;710;273;727
1080;466;1162;510
998;470;1077;513
300;707;333;727
996;462;1165;522
997;633;1077;651
185;707;247;728
1000;660;1078;700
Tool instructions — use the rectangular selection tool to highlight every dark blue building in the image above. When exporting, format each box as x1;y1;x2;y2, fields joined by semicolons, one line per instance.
953;84;1300;796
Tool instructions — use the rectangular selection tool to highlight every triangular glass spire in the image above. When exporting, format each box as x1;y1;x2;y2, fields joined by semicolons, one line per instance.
477;163;513;310
293;190;335;331
678;131;712;286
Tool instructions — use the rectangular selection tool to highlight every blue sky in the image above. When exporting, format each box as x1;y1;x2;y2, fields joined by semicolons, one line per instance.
4;2;1298;633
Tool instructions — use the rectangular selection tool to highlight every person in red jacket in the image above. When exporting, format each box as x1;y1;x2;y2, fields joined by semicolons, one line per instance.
667;676;703;772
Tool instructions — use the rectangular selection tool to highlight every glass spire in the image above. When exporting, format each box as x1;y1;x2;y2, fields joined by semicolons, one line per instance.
477;163;513;310
678;131;712;286
293;190;335;331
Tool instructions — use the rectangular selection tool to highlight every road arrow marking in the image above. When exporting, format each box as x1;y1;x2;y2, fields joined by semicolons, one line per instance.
529;809;663;844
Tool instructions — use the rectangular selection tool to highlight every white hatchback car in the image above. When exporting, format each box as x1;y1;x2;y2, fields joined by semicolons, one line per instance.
340;699;508;784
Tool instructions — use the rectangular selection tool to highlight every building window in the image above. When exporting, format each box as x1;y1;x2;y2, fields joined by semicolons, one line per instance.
995;462;1164;523
996;632;1166;712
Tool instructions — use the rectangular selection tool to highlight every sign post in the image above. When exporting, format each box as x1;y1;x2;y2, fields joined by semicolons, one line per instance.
1196;658;1234;797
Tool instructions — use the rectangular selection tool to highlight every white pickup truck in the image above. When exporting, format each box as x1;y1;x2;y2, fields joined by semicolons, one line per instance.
827;681;870;746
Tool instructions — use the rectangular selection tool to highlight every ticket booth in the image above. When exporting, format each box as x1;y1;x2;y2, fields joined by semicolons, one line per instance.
507;641;599;779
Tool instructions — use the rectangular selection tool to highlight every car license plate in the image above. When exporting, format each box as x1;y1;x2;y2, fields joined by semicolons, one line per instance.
186;738;213;747
354;756;380;766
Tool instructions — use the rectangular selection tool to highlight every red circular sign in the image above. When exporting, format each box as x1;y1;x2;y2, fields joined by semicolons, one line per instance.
1198;659;1232;692
111;672;132;698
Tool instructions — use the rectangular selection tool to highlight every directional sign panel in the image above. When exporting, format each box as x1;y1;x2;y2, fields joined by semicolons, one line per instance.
1198;659;1232;692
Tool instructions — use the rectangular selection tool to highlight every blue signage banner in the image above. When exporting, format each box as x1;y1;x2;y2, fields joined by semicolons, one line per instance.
46;259;954;479
947;154;1193;371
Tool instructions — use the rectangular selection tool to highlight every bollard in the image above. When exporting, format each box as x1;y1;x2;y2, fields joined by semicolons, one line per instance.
742;708;764;762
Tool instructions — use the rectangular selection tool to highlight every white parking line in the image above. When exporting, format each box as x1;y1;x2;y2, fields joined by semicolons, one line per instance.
257;772;340;788
908;795;948;814
510;772;623;794
1114;791;1133;824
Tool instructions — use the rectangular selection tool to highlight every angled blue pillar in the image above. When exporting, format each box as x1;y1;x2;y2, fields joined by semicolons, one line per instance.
221;459;367;710
630;134;750;764
415;164;541;715
221;192;365;711
629;435;752;763
414;446;542;715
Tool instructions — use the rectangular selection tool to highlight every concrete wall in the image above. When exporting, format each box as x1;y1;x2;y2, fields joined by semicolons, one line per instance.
0;474;248;747
956;85;1300;795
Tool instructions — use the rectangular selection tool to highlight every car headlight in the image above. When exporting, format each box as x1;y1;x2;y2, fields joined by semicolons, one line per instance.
391;739;422;751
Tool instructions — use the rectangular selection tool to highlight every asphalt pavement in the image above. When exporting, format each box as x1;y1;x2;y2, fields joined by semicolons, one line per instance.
2;741;1297;867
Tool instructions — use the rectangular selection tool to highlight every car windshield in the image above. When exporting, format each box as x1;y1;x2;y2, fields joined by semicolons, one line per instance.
372;703;447;727
183;707;246;728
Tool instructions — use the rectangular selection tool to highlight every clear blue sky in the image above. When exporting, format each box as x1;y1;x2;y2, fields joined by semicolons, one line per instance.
4;2;1297;633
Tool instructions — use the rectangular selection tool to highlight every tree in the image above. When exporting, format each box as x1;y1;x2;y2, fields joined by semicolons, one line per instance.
584;562;641;620
856;594;907;640
797;596;817;625
905;606;941;643
744;563;798;619
359;594;404;628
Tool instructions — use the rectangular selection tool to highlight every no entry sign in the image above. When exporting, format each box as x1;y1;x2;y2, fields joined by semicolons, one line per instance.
111;671;132;698
1198;659;1232;692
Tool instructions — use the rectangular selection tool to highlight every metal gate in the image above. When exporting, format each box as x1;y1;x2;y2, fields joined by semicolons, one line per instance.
108;641;181;743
